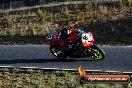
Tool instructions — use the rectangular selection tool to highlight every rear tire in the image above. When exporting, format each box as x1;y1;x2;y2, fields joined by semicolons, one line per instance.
89;45;105;60
50;45;67;60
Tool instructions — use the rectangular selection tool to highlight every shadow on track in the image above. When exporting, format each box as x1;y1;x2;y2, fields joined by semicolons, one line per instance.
0;58;95;64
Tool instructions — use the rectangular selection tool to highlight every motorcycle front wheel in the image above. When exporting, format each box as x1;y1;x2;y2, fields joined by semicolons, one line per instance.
50;45;67;60
89;45;105;60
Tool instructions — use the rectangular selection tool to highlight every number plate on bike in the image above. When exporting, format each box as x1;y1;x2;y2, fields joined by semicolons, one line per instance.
82;33;92;43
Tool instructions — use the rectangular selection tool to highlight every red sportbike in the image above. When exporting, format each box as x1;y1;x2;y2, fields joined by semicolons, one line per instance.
43;31;105;60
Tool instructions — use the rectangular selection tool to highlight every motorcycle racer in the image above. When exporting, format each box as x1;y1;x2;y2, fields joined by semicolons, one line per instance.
44;22;105;60
59;22;85;53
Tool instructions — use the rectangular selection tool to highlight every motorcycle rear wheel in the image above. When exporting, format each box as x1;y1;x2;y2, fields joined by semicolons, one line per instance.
50;45;67;59
89;45;105;60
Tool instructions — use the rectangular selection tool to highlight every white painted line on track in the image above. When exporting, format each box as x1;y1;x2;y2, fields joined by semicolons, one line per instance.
105;71;121;72
85;70;103;72
20;67;39;69
0;66;14;68
123;46;132;47
0;66;132;74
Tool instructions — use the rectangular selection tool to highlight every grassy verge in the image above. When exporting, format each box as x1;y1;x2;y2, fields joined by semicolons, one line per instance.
0;67;131;88
0;67;78;88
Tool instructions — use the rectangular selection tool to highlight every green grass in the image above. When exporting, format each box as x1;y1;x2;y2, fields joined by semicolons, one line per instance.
0;67;131;88
0;67;78;88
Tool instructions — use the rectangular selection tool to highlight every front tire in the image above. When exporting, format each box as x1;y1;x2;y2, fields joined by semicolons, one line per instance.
50;45;67;59
89;45;105;60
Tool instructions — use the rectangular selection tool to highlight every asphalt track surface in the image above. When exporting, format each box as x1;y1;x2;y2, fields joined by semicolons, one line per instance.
0;45;132;72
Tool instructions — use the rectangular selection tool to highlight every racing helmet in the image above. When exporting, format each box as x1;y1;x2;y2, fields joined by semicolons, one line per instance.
60;28;69;40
